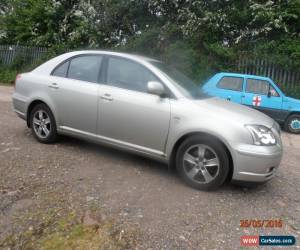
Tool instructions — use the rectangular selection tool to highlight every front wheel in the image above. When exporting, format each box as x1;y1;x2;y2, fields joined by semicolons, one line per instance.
30;104;58;143
176;136;229;191
284;114;300;134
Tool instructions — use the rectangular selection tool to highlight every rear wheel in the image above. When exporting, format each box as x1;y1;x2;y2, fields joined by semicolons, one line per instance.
30;104;58;143
176;135;229;191
284;114;300;134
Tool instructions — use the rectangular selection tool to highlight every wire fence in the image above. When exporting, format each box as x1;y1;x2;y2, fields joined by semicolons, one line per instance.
0;45;48;66
0;44;299;95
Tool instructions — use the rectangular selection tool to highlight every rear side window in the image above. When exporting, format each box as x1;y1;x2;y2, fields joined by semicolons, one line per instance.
52;61;69;77
67;55;103;83
217;76;243;91
246;79;269;95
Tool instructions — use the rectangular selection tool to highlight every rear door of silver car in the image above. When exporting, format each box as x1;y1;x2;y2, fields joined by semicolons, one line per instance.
50;55;103;134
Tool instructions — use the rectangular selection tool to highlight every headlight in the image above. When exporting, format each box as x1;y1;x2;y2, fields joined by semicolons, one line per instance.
245;125;277;146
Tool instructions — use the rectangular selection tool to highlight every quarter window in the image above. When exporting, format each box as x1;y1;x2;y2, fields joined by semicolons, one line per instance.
67;55;103;83
269;85;280;97
106;57;158;93
52;61;69;77
217;76;243;91
246;79;270;95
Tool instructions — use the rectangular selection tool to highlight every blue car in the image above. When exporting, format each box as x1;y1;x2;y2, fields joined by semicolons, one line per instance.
202;72;300;133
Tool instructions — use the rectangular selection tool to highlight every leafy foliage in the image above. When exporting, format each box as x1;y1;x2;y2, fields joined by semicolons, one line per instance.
0;67;17;84
0;0;299;83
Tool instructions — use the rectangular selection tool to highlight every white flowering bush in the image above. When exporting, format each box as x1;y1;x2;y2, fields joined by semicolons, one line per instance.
0;0;299;77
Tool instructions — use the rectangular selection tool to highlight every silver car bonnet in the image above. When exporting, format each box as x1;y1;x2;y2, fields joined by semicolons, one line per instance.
190;97;275;128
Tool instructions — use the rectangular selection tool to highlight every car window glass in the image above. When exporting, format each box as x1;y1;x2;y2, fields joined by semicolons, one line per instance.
107;57;158;93
68;55;102;83
269;85;280;97
217;76;243;91
52;61;69;77
246;79;269;95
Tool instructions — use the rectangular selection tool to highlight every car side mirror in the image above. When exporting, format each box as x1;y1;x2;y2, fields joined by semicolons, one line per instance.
267;91;271;98
147;81;165;97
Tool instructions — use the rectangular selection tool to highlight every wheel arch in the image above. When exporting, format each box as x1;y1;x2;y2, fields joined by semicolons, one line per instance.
284;111;300;132
168;132;234;181
287;111;300;117
284;111;300;126
26;100;54;128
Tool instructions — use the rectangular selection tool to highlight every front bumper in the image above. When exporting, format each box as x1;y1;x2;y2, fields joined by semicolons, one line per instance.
231;143;283;183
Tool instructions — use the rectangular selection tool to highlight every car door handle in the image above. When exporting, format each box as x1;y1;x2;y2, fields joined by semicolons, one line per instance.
100;94;113;101
48;83;59;89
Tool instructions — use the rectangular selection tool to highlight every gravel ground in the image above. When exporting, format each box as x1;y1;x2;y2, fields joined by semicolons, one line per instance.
0;85;299;249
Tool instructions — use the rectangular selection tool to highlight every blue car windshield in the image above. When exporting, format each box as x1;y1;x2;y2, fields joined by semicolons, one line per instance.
150;61;207;99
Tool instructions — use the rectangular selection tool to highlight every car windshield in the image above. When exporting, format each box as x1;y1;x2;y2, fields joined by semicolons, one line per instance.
150;61;207;99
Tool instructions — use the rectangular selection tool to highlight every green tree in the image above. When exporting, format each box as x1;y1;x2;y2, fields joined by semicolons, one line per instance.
0;0;299;78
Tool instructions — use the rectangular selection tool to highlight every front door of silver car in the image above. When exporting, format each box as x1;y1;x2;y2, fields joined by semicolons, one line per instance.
98;56;171;155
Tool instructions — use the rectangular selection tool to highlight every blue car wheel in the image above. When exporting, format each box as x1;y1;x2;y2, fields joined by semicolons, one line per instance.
285;114;300;134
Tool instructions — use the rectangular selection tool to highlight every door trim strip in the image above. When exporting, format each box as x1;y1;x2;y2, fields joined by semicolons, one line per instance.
59;126;166;158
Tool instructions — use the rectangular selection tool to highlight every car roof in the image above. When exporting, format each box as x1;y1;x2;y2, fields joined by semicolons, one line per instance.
216;72;271;81
62;50;160;63
32;50;161;76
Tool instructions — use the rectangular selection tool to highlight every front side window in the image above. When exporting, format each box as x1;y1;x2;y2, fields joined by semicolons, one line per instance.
52;61;69;77
217;76;243;91
106;57;158;93
149;61;206;99
269;85;280;97
67;55;103;83
246;79;270;95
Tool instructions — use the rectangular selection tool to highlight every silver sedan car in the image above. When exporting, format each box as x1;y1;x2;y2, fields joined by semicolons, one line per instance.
12;51;283;190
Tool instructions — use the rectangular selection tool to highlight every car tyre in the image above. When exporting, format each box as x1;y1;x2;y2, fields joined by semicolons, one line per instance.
284;114;300;134
30;104;58;143
176;135;229;191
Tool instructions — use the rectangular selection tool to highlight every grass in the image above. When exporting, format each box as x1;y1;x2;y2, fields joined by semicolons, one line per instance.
39;219;138;250
0;67;18;84
0;209;139;250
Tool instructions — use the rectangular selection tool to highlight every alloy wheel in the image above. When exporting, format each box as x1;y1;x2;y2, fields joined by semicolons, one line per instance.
183;144;220;184
33;110;51;139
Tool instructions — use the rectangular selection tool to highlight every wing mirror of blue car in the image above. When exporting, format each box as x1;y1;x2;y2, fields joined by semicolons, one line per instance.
147;81;165;97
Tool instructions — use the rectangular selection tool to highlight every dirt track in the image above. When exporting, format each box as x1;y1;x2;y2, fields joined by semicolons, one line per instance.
0;86;299;249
